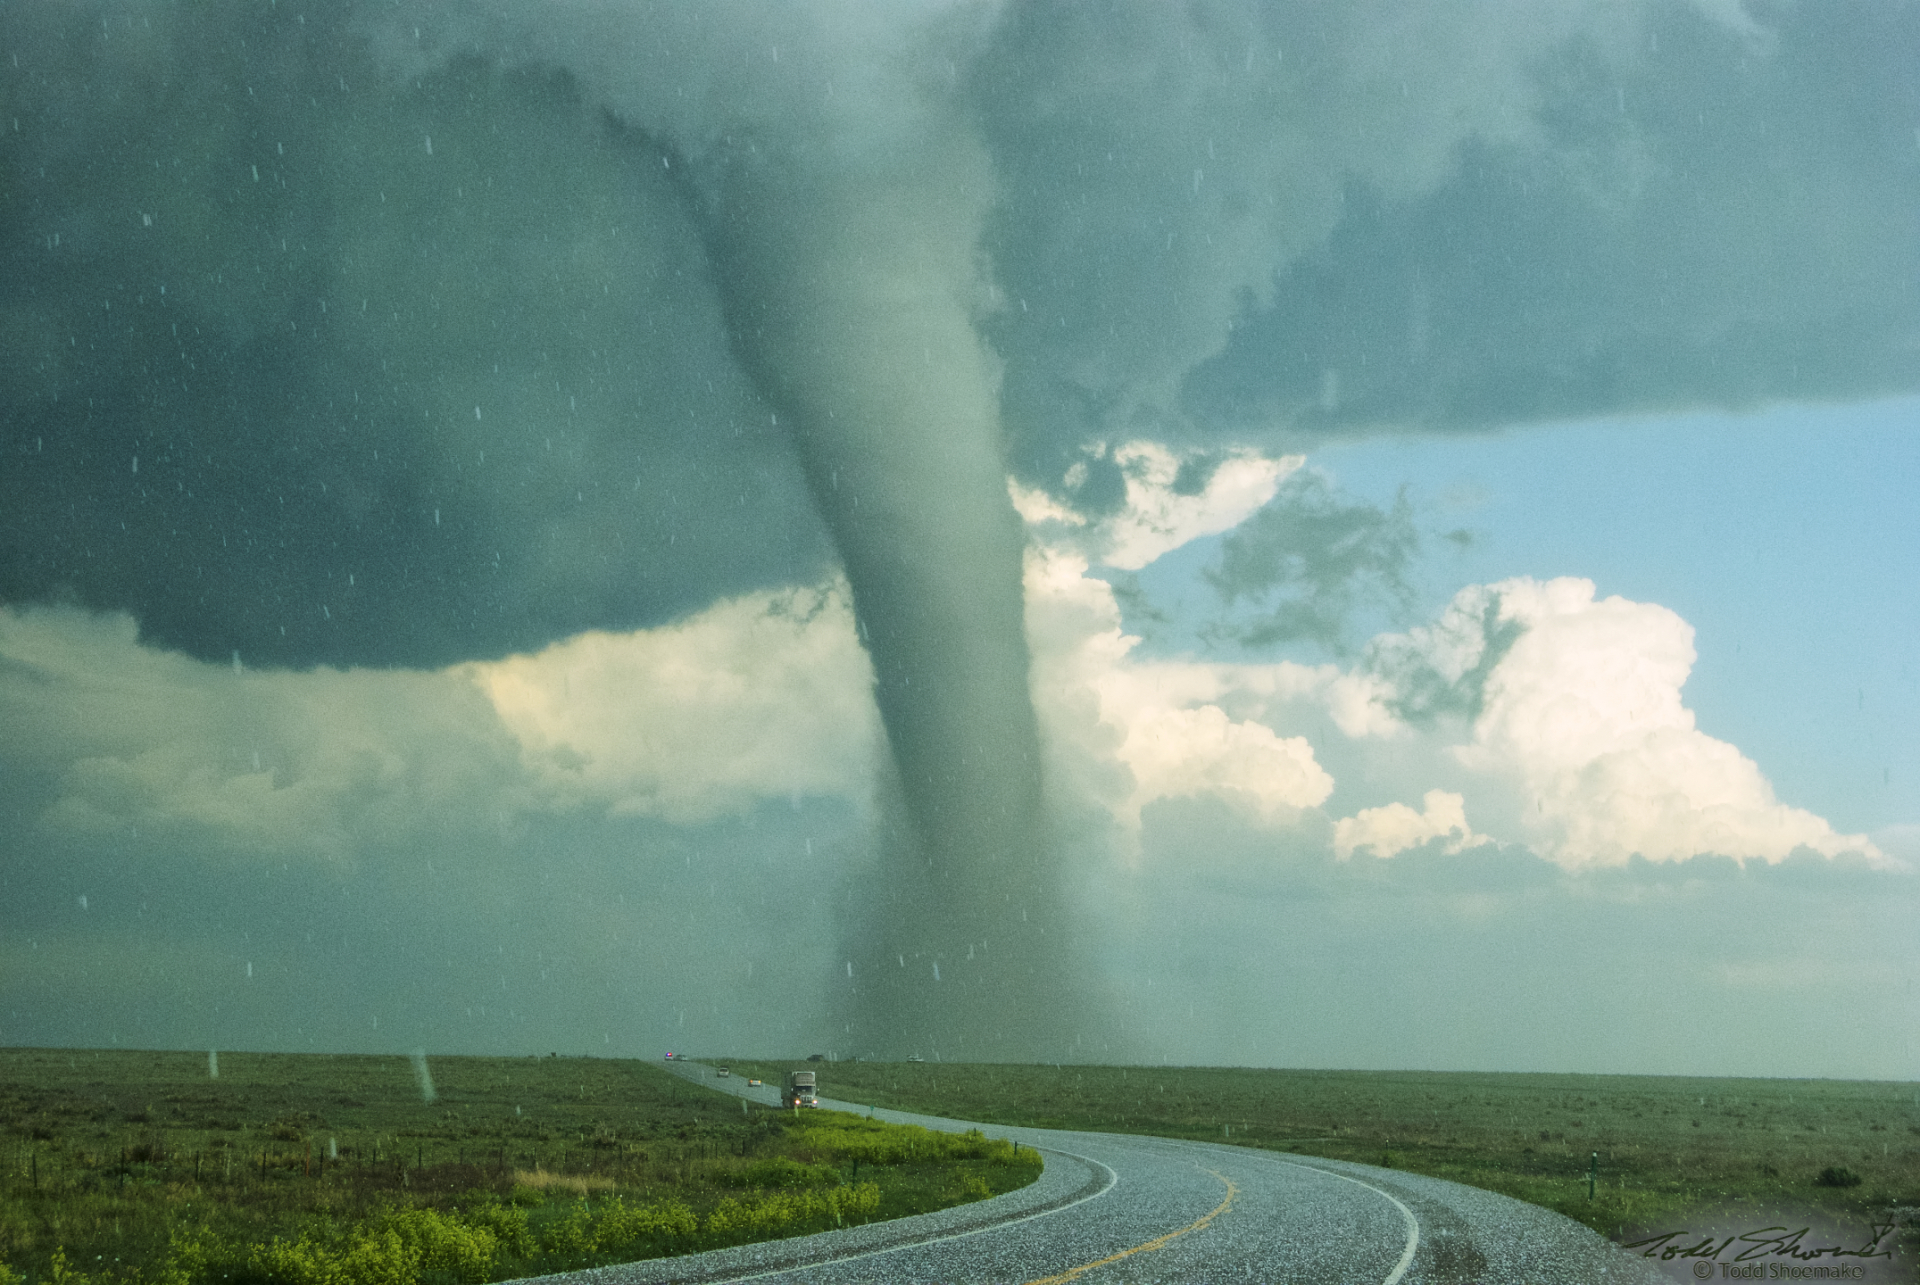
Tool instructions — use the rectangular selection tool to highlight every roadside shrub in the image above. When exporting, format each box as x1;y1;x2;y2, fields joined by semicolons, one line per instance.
703;1182;881;1239
373;1206;499;1282
541;1196;698;1257
945;1172;992;1203
591;1196;698;1251
0;1259;23;1285
327;1229;420;1285
722;1158;841;1189
542;1201;599;1258
153;1225;227;1285
249;1228;411;1285
249;1232;363;1285
244;1206;503;1285
791;1118;1034;1169
834;1183;883;1221
459;1202;533;1257
1814;1166;1863;1188
45;1249;91;1285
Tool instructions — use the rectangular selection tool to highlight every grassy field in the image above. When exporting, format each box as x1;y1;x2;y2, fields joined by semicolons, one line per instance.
7;1050;1913;1282
0;1048;1039;1285
724;1059;1920;1249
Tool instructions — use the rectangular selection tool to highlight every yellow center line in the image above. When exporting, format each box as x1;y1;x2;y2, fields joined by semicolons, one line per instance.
1023;1167;1238;1285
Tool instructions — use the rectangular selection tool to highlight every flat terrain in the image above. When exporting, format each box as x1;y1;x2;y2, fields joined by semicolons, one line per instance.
7;1050;1913;1281
0;1049;1037;1284
667;1062;1675;1285
724;1059;1920;1245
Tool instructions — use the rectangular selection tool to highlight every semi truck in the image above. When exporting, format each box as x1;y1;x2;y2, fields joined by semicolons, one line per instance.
782;1070;818;1109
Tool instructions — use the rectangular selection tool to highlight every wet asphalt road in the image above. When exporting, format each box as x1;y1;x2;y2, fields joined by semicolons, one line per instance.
542;1061;1667;1285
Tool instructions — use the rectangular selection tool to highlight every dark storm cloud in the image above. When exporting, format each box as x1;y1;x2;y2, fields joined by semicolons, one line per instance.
7;1;1917;666
1203;468;1419;653
1178;1;1920;441
974;1;1920;475
1;3;829;669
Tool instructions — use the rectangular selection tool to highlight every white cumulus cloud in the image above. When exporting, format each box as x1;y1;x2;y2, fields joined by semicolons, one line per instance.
5;497;1880;885
0;583;881;866
467;580;879;825
1024;545;1333;838
1334;789;1487;860
0;606;523;866
1370;577;1883;869
1012;442;1302;571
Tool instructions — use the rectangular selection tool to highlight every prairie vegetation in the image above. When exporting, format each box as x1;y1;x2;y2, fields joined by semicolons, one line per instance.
0;1049;1038;1284
726;1060;1920;1243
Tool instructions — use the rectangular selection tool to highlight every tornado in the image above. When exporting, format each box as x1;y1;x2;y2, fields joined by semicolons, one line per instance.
693;115;1089;1061
352;0;1100;1059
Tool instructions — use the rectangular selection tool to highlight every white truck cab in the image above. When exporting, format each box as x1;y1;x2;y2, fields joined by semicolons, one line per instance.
782;1069;818;1108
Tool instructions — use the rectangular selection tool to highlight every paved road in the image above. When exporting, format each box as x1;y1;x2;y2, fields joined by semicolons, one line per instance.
549;1060;1666;1285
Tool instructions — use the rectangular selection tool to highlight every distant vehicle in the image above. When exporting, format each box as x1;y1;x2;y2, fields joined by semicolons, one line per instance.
906;1055;924;1063
716;1067;730;1077
807;1053;825;1062
782;1070;819;1109
664;1052;676;1060
747;1078;762;1087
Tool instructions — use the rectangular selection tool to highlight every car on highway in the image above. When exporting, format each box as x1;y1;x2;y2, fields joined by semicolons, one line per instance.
747;1078;762;1087
717;1066;730;1077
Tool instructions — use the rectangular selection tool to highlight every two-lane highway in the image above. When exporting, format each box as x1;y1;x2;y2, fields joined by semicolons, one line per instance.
552;1060;1666;1284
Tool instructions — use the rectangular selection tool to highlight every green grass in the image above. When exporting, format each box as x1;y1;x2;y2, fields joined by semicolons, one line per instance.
0;1049;1039;1284
723;1059;1920;1248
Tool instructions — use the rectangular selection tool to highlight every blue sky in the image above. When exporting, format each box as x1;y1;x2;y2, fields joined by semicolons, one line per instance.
1128;397;1920;850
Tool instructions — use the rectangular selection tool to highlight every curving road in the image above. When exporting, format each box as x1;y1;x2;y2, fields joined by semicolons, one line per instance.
552;1060;1666;1284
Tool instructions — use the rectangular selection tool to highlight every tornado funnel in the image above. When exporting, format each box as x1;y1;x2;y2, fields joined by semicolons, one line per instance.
695;119;1092;1060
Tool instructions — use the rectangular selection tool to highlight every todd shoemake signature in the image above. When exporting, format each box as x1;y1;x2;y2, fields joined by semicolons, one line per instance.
1622;1220;1900;1280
